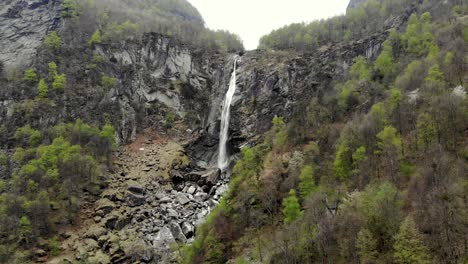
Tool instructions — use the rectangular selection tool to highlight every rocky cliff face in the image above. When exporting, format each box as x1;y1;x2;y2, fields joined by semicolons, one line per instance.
0;0;61;70
347;0;368;10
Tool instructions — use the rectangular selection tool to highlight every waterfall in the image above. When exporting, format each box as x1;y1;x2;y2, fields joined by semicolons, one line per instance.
217;59;238;170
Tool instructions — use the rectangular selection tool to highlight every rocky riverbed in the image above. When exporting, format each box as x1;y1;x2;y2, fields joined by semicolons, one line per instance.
47;130;230;264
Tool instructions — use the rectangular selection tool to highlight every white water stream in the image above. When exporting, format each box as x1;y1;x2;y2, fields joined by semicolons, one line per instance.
217;59;238;170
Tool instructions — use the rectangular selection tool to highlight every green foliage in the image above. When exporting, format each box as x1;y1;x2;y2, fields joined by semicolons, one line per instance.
48;236;61;256
37;79;48;98
424;64;444;85
402;12;434;56
352;146;367;173
23;68;37;83
376;126;402;157
101;76;118;89
165;112;176;129
61;0;78;18
44;32;62;50
374;40;397;78
416;112;436;148
272;116;287;147
357;228;378;264
336;81;358;111
350;56;371;81
370;102;389;127
282;189;302;224
88;29;102;46
48;62;58;79
52;74;66;90
103;20;139;42
92;53;103;63
359;182;403;250
259;0;409;50
0;120;114;256
443;51;454;66
298;165;316;199
272;115;285;133
15;125;42;147
334;137;352;181
426;44;439;62
99;124;116;147
395;60;424;91
18;216;32;243
201;30;244;52
393;216;430;264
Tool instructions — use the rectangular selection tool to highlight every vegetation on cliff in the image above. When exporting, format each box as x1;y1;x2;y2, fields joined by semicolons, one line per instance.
183;0;467;263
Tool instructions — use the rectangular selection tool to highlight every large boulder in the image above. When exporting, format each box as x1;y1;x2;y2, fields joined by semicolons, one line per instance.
126;180;145;194
176;193;190;205
169;223;187;243
199;168;221;186
125;191;146;207
95;198;116;215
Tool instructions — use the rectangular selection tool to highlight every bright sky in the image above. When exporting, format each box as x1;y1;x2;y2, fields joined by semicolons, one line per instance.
187;0;350;50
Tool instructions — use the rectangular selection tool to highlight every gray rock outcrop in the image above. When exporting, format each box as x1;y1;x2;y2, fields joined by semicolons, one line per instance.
0;0;61;70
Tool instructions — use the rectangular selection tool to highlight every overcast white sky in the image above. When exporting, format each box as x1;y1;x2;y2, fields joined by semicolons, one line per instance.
187;0;350;50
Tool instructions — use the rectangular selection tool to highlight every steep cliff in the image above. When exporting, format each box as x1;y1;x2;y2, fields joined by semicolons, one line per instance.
0;0;61;70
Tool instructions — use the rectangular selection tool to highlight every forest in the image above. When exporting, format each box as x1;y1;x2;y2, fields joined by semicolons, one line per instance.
182;1;467;263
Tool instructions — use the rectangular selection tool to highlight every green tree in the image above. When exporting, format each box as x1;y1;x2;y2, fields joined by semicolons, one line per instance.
298;165;316;199
272;116;287;147
48;62;58;79
352;146;367;175
282;189;302;224
23;68;38;83
374;40;397;78
101;76;118;89
18;216;32;244
48;236;61;256
334;138;352;181
15;125;42;147
359;182;403;252
375;126;402;181
37;79;49;98
393;216;430;264
350;56;371;81
416;113;436;148
424;64;445;85
357;228;378;264
60;0;78;18
44;31;62;50
52;74;67;90
88;29;102;46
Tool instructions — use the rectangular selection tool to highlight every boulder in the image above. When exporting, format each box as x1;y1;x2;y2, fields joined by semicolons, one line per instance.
85;225;107;240
181;222;194;238
152;226;175;250
194;192;208;202
186;186;197;195
34;249;47;257
95;198;116;215
104;212;131;230
170;170;184;183
126;180;145;194
169;223;187;243
125;191;146;207
198;169;221;186
176;193;190;205
185;171;203;182
166;208;178;218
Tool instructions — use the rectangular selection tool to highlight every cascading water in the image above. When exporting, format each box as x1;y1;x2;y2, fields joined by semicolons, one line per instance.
217;58;238;170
